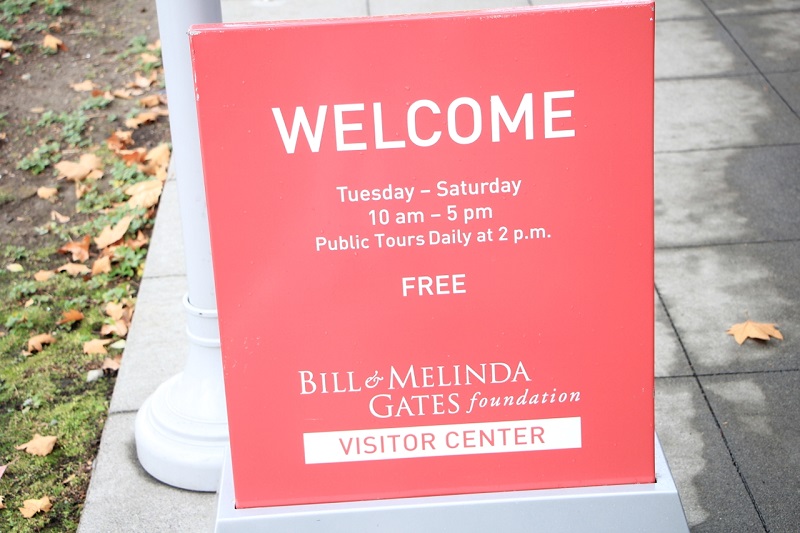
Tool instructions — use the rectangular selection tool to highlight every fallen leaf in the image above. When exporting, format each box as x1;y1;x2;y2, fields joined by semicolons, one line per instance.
0;494;4;509
143;143;171;179
124;111;158;129
109;339;126;350
107;130;134;151
37;186;58;200
0;39;14;52
51;210;70;224
138;94;161;107
70;79;97;92
57;263;91;276
105;301;125;320
83;338;112;355
91;255;111;275
102;356;121;375
118;147;147;165
101;320;128;338
727;320;783;345
27;333;55;353
55;153;103;181
74;181;90;199
42;34;64;51
94;215;133;249
6;263;24;273
125;179;163;209
57;309;84;326
139;52;160;64
122;231;148;251
16;434;57;456
34;270;55;282
128;70;157;89
19;496;52;518
58;236;91;262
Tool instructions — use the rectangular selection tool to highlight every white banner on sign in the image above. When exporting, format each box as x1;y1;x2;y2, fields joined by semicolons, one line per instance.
304;417;581;464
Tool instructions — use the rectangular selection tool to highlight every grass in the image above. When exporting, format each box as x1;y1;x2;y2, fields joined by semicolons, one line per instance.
0;0;166;529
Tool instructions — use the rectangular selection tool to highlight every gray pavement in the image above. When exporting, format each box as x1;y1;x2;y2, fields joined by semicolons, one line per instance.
78;0;800;531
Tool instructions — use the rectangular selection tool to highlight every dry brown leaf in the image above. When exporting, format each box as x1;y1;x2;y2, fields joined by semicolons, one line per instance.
50;209;70;224
57;262;91;276
70;79;97;92
101;319;128;338
102;356;122;375
34;270;55;282
727;320;783;345
0;494;4;510
105;302;124;320
138;94;161;108
143;143;171;179
15;434;57;457
27;333;55;353
58;236;90;263
124;111;158;129
118;147;147;165
125;179;163;209
74;181;90;199
139;52;160;64
94;215;133;249
19;496;53;518
42;34;64;51
0;38;14;51
123;231;149;250
107;130;134;151
128;70;157;89
36;186;58;200
83;338;112;355
91;255;111;275
56;309;84;326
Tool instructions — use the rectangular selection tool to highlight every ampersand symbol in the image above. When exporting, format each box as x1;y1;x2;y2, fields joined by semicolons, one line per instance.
365;371;383;389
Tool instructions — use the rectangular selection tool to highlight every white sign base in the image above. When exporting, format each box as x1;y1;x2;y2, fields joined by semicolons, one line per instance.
214;434;689;533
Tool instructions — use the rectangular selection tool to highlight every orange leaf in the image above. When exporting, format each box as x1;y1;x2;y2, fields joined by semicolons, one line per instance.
0;38;14;52
726;320;784;345
83;338;112;355
58;236;90;262
102;356;122;375
27;333;55;353
94;215;133;249
91;255;111;275
124;111;158;129
105;301;125;321
50;210;70;224
37;186;58;200
15;434;57;457
19;496;53;518
138;94;161;107
34;270;55;282
70;79;97;92
57;262;91;276
107;130;134;151
0;494;5;509
42;34;64;51
125;179;163;209
56;309;84;326
101;319;128;338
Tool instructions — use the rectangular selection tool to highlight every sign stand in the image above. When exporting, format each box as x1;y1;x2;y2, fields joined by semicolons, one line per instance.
214;434;688;532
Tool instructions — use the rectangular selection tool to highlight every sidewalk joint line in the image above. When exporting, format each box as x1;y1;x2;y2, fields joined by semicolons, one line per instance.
699;0;800;124
657;368;800;380
656;285;770;532
655;141;800;155
656;237;800;251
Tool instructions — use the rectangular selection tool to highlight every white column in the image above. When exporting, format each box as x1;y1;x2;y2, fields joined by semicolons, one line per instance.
134;0;226;491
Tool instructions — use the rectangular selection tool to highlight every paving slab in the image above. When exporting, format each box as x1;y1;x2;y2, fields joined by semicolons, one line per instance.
655;14;757;79
78;412;216;533
720;11;800;73
222;0;367;21
703;0;800;16
655;296;693;377
767;70;800;115
655;377;765;532
654;0;709;21
369;0;529;15
655;145;800;247
655;242;800;374
655;75;800;152
700;371;800;532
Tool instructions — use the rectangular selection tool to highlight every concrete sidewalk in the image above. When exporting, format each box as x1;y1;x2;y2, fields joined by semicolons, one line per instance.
78;0;800;531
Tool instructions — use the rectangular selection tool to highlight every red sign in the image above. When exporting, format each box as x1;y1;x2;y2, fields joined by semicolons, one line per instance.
191;1;654;509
